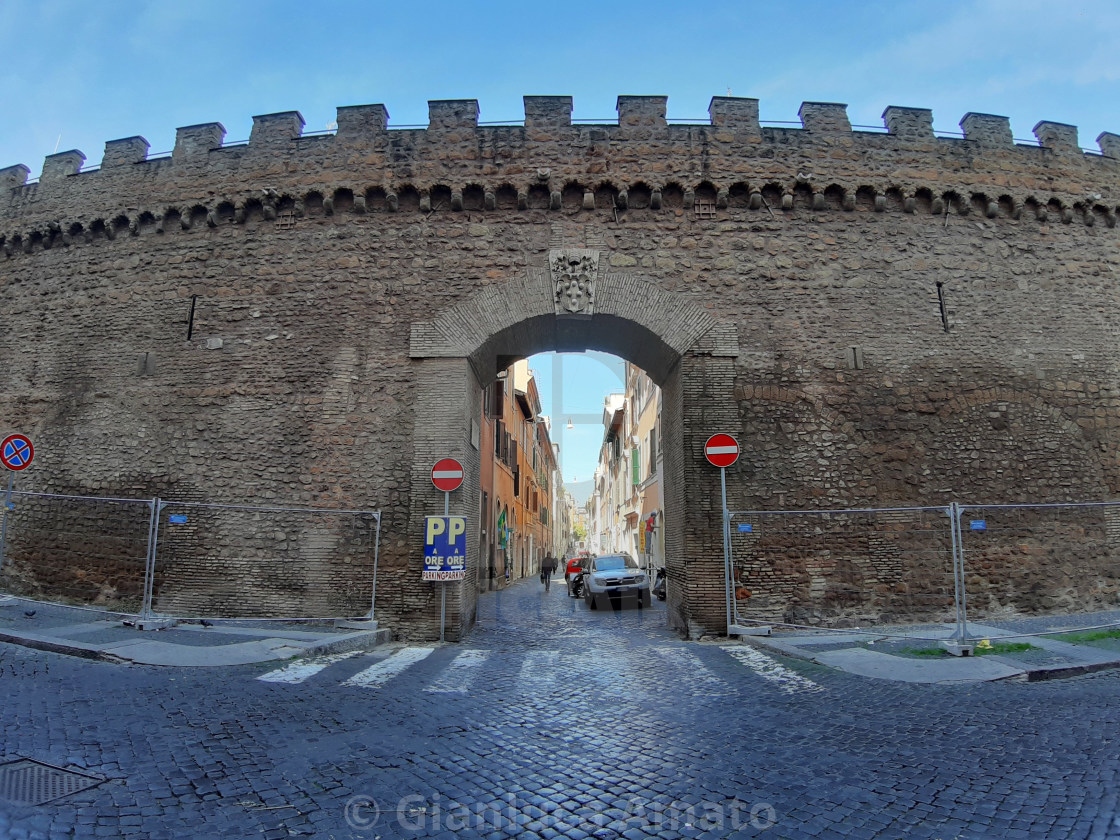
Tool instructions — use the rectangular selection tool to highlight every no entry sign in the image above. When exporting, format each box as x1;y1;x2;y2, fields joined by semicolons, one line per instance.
431;458;465;492
0;435;34;471
704;434;739;468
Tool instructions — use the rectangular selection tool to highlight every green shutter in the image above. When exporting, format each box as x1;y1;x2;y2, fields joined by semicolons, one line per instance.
632;447;640;485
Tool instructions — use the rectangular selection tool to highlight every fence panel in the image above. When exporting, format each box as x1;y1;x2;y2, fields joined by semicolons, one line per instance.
152;502;381;620
728;507;954;627
958;502;1120;617
0;491;154;613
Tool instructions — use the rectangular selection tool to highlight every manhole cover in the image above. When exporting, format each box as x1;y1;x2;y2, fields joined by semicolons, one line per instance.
0;759;104;805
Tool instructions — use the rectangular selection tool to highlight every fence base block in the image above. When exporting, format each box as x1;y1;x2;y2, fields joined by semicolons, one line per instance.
729;624;772;637
126;618;178;632
334;619;380;631
940;640;974;657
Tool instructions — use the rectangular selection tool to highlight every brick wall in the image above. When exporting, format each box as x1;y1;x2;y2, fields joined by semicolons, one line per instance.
2;95;1119;637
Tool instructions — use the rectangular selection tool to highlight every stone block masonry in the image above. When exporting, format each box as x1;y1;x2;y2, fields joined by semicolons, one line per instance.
1;94;1119;639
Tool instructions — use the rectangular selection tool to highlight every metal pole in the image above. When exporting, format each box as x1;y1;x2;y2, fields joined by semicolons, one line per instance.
441;491;449;643
956;503;969;641
721;467;733;634
947;503;961;640
948;502;969;642
141;498;164;621
0;472;13;572
368;513;381;621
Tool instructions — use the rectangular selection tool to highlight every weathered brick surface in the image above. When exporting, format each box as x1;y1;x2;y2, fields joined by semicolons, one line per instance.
1;95;1119;637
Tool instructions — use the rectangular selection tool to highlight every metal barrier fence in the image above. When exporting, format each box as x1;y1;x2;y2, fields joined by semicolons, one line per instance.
0;492;381;621
0;491;154;613
729;506;955;628
728;501;1120;636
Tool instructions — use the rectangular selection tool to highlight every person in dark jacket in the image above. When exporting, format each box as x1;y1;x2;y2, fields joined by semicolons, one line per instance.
540;554;558;591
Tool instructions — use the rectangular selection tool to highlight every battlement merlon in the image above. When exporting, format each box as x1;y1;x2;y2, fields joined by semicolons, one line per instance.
960;113;1013;147
42;151;85;182
524;96;572;128
429;100;479;131
1;164;30;190
799;102;851;134
174;123;226;159
103;136;150;169
250;112;305;148
1100;133;1120;158
5;95;1120;184
1034;121;1079;153
882;107;934;139
709;97;760;134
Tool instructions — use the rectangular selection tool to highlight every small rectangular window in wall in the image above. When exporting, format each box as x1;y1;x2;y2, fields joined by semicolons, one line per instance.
846;346;865;370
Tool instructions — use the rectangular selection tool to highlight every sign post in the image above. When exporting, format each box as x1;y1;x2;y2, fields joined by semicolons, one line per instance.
428;459;465;642
0;434;35;573
704;434;740;634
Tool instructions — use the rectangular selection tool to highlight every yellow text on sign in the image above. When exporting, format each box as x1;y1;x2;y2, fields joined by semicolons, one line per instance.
426;516;467;547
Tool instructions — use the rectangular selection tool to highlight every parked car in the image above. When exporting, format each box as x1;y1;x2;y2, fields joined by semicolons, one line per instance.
583;553;651;609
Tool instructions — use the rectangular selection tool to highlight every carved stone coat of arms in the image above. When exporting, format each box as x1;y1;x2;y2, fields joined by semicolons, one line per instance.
550;248;599;315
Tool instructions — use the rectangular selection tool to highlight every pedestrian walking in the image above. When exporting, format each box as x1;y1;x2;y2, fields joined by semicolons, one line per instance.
541;554;558;592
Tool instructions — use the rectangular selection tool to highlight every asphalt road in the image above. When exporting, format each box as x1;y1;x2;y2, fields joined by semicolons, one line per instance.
1;576;1118;839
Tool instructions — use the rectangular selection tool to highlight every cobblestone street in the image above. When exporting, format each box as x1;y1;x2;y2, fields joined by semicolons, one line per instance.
2;577;1120;839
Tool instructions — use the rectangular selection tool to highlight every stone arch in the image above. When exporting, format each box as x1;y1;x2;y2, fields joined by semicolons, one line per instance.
925;390;1107;499
408;265;740;640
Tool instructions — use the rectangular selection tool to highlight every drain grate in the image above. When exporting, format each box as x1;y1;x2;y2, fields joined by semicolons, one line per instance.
0;759;104;806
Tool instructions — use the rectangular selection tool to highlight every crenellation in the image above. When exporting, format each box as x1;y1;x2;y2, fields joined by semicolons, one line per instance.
799;102;851;133
102;136;150;168
428;99;479;130
249;111;305;147
1033;121;1079;154
41;150;85;181
1098;132;1120;158
882;106;934;139
960;112;1013;147
336;104;389;139
523;96;572;128
173;123;226;160
616;95;668;129
708;97;761;134
1;164;30;190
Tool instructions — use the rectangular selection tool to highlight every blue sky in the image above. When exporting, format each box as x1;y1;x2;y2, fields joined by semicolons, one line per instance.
3;1;1118;481
529;353;626;485
2;1;1118;170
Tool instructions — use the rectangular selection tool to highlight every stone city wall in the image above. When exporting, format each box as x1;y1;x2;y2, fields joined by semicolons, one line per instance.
1;95;1119;637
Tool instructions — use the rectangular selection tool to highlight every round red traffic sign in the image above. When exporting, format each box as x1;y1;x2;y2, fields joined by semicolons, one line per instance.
0;434;34;471
431;458;465;492
704;434;739;468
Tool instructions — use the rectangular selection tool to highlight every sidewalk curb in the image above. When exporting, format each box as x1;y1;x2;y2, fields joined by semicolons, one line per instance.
0;628;113;662
0;624;393;666
1025;660;1120;681
741;633;1120;684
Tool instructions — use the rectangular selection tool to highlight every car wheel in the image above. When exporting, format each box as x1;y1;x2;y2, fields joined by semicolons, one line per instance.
640;591;651;608
586;592;597;610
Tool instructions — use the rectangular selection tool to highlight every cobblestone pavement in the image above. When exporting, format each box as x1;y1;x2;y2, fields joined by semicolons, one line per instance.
2;577;1120;839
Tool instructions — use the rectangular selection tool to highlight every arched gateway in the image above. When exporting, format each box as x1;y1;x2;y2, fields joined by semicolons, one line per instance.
2;94;1119;639
408;260;739;638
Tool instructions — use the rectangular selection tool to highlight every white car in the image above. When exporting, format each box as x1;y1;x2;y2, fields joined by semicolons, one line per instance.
583;553;651;609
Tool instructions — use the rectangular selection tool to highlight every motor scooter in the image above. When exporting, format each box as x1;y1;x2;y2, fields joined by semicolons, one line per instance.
569;568;586;599
652;567;666;601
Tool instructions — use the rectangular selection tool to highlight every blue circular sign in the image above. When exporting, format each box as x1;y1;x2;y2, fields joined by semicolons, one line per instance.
1;435;34;471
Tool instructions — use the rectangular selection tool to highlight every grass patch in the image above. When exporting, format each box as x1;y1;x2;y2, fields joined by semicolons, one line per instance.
1047;628;1120;644
974;641;1036;656
897;646;946;657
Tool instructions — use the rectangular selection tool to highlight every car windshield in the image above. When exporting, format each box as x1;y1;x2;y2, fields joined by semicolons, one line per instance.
593;555;639;571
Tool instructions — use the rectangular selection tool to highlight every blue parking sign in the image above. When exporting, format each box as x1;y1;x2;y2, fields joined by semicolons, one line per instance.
423;516;467;581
